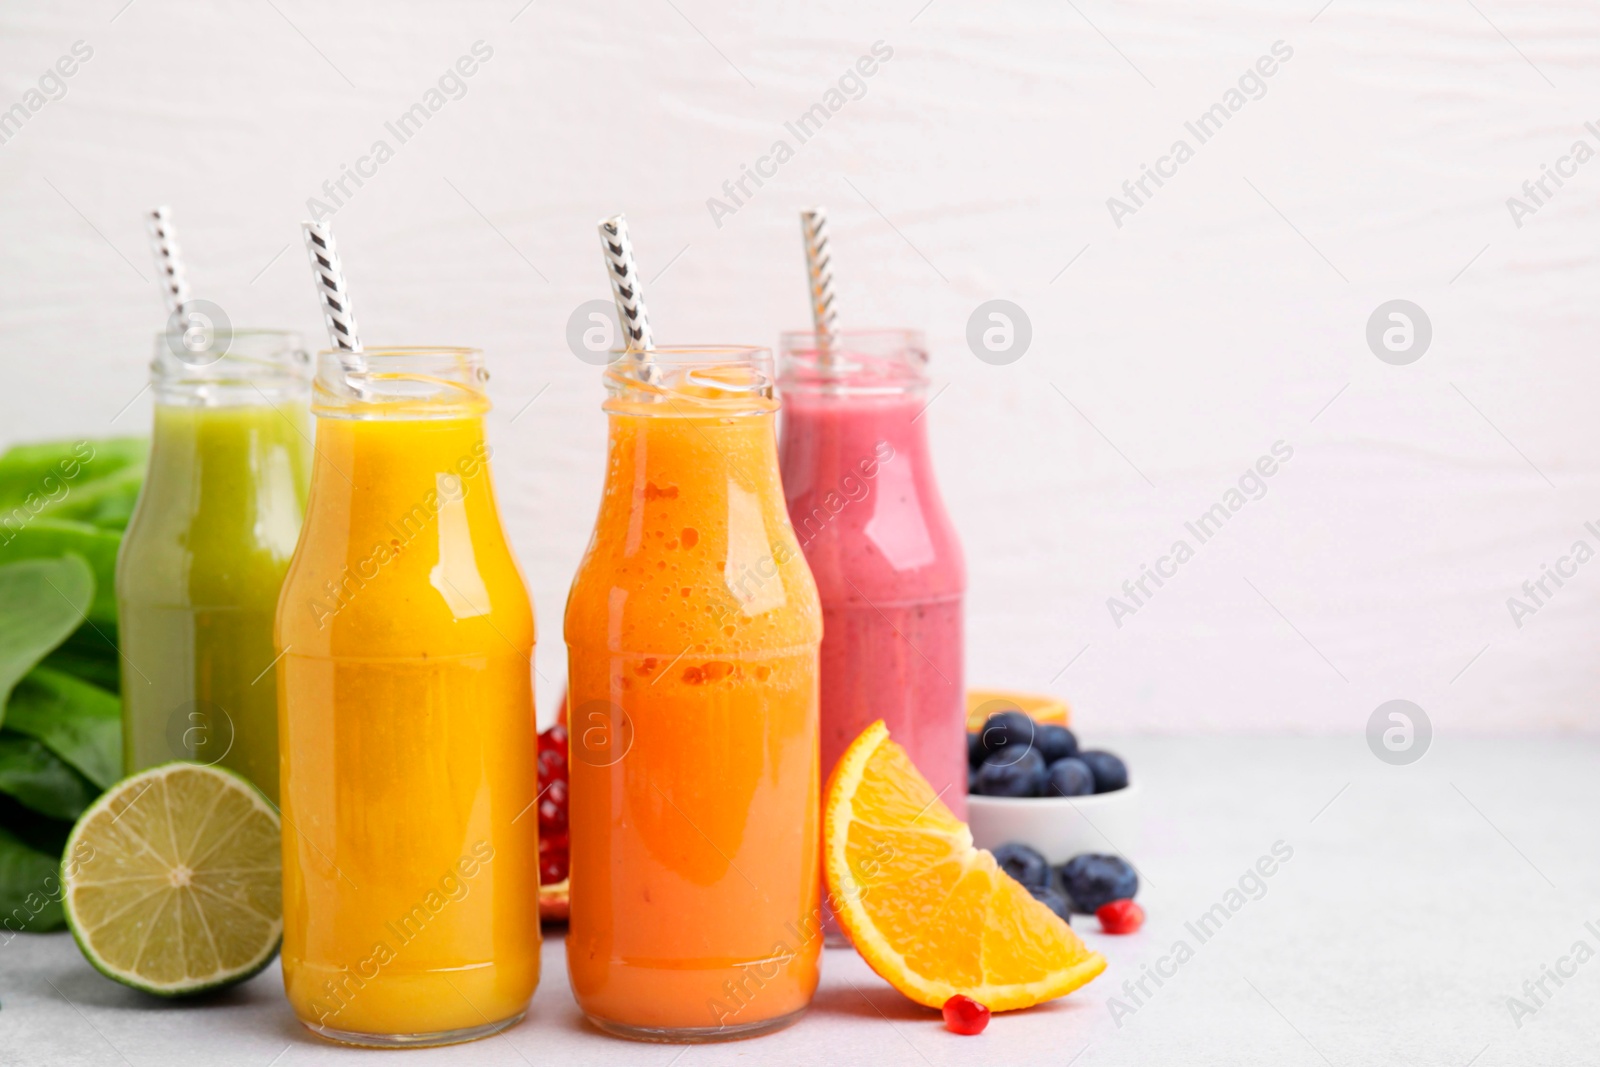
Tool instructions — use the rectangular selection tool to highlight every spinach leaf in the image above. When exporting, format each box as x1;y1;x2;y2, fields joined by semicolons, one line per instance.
0;733;96;820
40;621;121;692
0;824;67;933
0;556;94;716
38;465;145;531
0;438;147;536
0;522;117;627
4;667;120;790
0;438;145;504
0;793;71;857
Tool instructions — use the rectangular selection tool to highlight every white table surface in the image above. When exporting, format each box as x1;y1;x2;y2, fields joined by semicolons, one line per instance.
2;736;1596;1067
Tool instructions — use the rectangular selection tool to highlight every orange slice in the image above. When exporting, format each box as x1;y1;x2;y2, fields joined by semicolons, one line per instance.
965;689;1071;732
825;720;1105;1011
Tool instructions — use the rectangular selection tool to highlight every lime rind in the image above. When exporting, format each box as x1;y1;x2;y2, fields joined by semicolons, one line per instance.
61;761;283;997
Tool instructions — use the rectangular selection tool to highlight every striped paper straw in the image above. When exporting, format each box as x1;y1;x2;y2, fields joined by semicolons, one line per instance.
598;214;656;378
300;221;363;356
800;208;838;361
147;206;190;318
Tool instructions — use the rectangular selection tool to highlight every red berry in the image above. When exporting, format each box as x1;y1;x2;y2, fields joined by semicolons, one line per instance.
1097;899;1144;934
540;723;568;752
538;778;569;833
539;831;569;884
941;994;990;1035
537;745;567;785
539;850;569;885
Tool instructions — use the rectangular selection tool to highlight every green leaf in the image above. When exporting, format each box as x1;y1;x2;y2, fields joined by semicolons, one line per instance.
0;733;96;820
39;623;122;692
0;437;146;533
4;667;120;790
0;438;145;506
0;793;71;856
0;522;117;628
0;823;66;933
37;465;145;531
0;556;94;716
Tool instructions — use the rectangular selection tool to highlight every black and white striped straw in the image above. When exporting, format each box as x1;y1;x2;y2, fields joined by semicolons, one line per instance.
147;206;190;318
300;221;363;355
800;208;839;361
598;214;656;377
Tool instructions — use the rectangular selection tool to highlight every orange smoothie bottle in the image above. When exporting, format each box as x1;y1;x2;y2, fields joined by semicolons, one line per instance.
275;348;541;1047
565;348;824;1041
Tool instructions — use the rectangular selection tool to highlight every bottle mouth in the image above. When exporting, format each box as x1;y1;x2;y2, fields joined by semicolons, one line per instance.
150;329;311;405
778;329;929;397
312;346;490;419
602;346;777;416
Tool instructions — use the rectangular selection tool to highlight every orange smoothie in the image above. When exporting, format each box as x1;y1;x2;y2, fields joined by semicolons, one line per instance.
276;349;540;1047
565;350;824;1041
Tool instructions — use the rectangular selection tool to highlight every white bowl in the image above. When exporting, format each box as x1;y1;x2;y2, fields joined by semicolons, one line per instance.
966;782;1142;865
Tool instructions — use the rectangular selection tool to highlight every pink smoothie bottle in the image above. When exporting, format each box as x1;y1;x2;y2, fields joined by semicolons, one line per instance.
778;329;967;819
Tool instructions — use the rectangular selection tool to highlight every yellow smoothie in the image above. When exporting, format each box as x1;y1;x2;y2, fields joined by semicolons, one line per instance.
275;349;540;1047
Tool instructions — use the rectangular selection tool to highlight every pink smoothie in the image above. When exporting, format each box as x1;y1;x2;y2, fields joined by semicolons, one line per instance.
779;335;967;818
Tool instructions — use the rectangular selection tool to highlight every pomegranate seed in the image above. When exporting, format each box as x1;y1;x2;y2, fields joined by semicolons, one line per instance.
941;994;990;1035
538;779;569;833
1097;899;1144;934
539;850;569;885
535;724;573;885
539;831;569;884
541;723;568;752
537;746;567;783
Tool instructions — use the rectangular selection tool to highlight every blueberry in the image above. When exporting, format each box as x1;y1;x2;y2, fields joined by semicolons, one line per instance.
1037;724;1078;763
978;711;1036;759
992;842;1051;889
1078;749;1129;793
1043;757;1095;797
1028;883;1073;923
1059;854;1138;914
967;731;986;768
974;747;1045;797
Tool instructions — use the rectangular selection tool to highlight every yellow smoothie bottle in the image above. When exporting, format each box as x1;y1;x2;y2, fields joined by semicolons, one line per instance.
565;348;824;1040
275;348;540;1047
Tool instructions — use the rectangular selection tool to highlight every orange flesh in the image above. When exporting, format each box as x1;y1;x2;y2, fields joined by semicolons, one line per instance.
826;721;1106;1011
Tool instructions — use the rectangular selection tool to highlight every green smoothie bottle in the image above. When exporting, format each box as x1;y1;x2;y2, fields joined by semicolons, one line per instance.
117;329;312;803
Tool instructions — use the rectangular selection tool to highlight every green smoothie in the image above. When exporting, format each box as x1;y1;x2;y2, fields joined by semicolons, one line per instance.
117;333;311;803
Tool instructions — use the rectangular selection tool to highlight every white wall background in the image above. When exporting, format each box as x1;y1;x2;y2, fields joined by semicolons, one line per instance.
3;0;1598;735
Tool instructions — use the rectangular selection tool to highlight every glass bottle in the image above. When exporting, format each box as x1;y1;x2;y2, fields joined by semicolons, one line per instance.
778;329;967;818
565;348;824;1040
118;329;312;803
275;348;540;1047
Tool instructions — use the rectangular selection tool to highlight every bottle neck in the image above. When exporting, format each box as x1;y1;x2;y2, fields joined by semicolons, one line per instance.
604;409;782;495
150;330;311;408
312;348;490;421
587;407;810;636
780;389;932;469
778;329;930;400
152;380;309;407
309;411;492;488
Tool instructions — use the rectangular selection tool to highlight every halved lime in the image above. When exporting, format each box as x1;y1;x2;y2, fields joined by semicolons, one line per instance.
61;762;282;996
